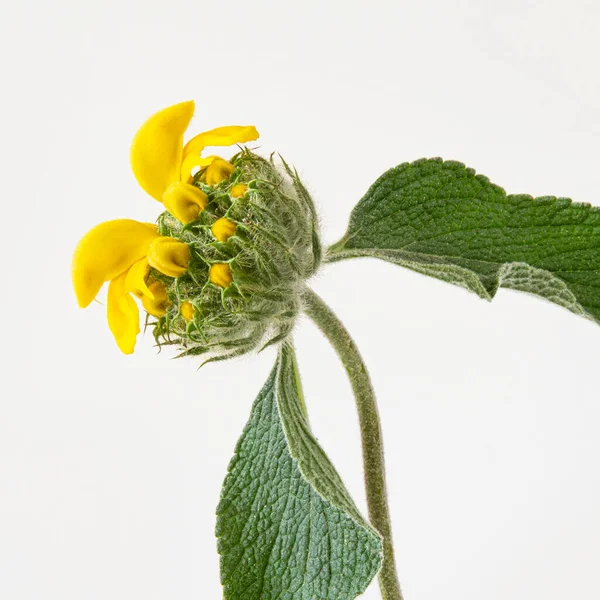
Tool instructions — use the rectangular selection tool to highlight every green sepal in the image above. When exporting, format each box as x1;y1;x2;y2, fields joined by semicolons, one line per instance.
216;343;383;600
328;158;600;324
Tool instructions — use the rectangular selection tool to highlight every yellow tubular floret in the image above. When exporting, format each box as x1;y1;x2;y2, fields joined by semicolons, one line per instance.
147;237;190;277
162;182;208;224
211;218;237;242
209;263;233;288
107;271;140;354
72;219;158;308
130;101;195;201
141;282;170;317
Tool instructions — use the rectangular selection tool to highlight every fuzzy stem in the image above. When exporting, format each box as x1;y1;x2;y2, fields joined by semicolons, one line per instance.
301;286;403;600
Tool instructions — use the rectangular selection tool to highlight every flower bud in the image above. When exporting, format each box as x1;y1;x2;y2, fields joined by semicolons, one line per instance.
162;182;208;224
230;183;248;198
209;263;233;288
211;218;237;242
147;150;321;363
142;281;170;316
202;158;235;186
147;237;190;277
180;301;195;321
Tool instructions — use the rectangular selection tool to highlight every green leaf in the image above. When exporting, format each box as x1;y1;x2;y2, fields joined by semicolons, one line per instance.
328;158;600;324
216;343;382;600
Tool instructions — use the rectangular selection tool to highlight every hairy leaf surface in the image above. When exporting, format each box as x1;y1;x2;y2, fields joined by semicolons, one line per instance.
328;158;600;323
216;343;382;600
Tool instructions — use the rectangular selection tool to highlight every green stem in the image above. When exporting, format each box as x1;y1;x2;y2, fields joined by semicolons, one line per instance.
301;286;403;600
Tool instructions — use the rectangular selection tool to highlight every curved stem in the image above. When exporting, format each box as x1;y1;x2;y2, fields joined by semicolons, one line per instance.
301;286;403;600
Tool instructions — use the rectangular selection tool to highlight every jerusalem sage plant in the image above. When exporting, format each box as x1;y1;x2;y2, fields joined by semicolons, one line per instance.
72;101;600;600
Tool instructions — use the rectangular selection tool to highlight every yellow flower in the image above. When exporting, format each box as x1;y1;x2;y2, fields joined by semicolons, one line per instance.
130;100;259;211
72;219;157;354
72;219;158;309
72;221;190;354
73;101;259;354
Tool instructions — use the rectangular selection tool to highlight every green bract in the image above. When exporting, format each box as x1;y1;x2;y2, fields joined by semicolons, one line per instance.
150;151;321;363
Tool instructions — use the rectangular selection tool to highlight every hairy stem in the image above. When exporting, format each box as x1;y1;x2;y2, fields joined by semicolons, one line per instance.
301;286;403;600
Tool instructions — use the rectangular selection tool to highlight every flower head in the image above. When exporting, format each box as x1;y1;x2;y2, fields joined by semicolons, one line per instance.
73;102;320;361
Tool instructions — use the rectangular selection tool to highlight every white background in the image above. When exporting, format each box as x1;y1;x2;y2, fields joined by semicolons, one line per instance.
2;1;599;598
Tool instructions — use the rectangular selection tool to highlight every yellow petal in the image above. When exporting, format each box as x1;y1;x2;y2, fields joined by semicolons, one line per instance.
162;182;208;224
211;217;237;242
141;281;170;317
130;101;195;201
209;263;233;288
180;154;216;182
72;219;159;308
107;270;140;354
125;257;153;299
180;300;195;321
195;156;218;167
182;125;259;161
147;236;190;278
202;158;235;186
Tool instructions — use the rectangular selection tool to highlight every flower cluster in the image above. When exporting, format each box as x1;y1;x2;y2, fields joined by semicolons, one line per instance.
72;102;320;361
